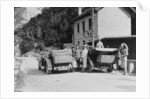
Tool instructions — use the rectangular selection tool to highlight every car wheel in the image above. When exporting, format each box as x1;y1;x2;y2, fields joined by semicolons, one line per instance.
38;65;41;70
107;64;113;72
88;66;93;72
47;69;52;74
70;68;75;72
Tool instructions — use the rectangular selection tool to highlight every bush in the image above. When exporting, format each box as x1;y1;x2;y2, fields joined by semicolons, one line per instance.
14;35;22;46
34;42;45;51
19;37;34;55
44;38;55;47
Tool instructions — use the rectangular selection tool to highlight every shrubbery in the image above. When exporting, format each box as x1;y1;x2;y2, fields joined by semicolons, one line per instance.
34;41;45;51
15;8;79;55
19;37;34;55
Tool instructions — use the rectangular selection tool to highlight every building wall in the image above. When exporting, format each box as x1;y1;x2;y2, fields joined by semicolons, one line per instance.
74;7;132;47
74;13;98;47
97;7;131;38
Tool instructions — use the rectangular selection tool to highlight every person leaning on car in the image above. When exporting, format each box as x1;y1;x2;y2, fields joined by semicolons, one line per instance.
96;35;104;48
119;43;129;75
71;46;76;57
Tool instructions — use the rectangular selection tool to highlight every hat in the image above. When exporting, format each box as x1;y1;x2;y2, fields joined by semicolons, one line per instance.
84;44;88;47
84;44;88;48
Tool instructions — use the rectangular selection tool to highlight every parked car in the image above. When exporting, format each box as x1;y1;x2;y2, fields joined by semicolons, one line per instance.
39;49;74;74
87;46;119;72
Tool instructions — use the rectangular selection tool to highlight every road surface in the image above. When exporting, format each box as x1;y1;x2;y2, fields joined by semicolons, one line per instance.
15;58;136;92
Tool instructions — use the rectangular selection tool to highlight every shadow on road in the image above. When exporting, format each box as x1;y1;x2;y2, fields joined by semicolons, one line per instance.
28;69;47;75
28;68;114;76
87;69;106;73
28;69;74;75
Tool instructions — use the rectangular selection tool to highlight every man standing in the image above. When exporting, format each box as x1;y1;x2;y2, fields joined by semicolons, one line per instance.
81;45;88;72
75;45;81;68
119;43;129;75
71;47;76;57
96;35;104;48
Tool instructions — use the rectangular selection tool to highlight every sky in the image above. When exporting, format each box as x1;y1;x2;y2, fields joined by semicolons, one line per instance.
23;7;43;23
14;7;43;30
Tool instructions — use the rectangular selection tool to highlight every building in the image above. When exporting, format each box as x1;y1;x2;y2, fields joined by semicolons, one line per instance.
73;7;136;73
73;7;136;47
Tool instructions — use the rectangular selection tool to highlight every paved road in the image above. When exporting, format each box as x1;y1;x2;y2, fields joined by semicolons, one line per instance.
16;58;136;92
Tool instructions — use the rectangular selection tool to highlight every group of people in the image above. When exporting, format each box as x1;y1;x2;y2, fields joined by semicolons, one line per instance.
72;44;87;71
72;35;129;75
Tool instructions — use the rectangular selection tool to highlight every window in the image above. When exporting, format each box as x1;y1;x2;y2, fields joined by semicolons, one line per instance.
77;41;80;45
82;21;85;32
83;40;85;45
77;23;79;33
89;18;92;30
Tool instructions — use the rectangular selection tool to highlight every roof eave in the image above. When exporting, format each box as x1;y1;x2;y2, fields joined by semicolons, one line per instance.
73;7;103;22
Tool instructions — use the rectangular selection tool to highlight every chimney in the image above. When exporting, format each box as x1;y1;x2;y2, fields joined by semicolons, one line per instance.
78;7;82;15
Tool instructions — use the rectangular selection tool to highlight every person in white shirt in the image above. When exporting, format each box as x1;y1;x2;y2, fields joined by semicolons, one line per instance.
119;43;129;75
81;45;88;72
96;35;104;48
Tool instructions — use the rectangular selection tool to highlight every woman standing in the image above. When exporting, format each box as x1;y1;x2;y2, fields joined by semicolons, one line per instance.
119;43;129;75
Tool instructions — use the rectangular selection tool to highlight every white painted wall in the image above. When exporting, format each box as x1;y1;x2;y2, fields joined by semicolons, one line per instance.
97;7;131;38
74;7;131;46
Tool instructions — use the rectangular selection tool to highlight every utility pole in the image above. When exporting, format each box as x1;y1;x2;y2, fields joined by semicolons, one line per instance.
72;33;74;46
92;7;95;48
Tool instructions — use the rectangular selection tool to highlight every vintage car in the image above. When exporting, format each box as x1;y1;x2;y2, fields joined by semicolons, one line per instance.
39;49;74;74
87;47;119;72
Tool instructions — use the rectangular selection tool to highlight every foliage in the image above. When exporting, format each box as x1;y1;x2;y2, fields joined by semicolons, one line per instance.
15;7;78;54
34;42;45;51
14;7;26;30
19;37;34;55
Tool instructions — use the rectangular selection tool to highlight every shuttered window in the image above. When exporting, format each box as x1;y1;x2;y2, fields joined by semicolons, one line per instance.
82;21;85;32
89;18;92;30
77;23;79;33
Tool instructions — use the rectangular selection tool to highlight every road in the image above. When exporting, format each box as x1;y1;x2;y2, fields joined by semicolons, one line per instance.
15;58;136;92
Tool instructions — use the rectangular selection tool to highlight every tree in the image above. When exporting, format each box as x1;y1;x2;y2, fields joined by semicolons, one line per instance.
14;7;26;30
15;7;78;54
40;7;78;46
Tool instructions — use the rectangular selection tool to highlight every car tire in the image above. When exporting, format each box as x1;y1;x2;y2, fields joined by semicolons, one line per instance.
107;64;113;72
47;69;52;74
88;66;93;72
70;68;75;72
39;65;41;70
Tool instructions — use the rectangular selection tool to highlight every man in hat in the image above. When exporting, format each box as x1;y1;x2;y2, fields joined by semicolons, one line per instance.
96;35;104;48
81;44;88;72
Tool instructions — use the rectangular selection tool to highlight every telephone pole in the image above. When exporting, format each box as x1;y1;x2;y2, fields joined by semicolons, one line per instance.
92;7;95;47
